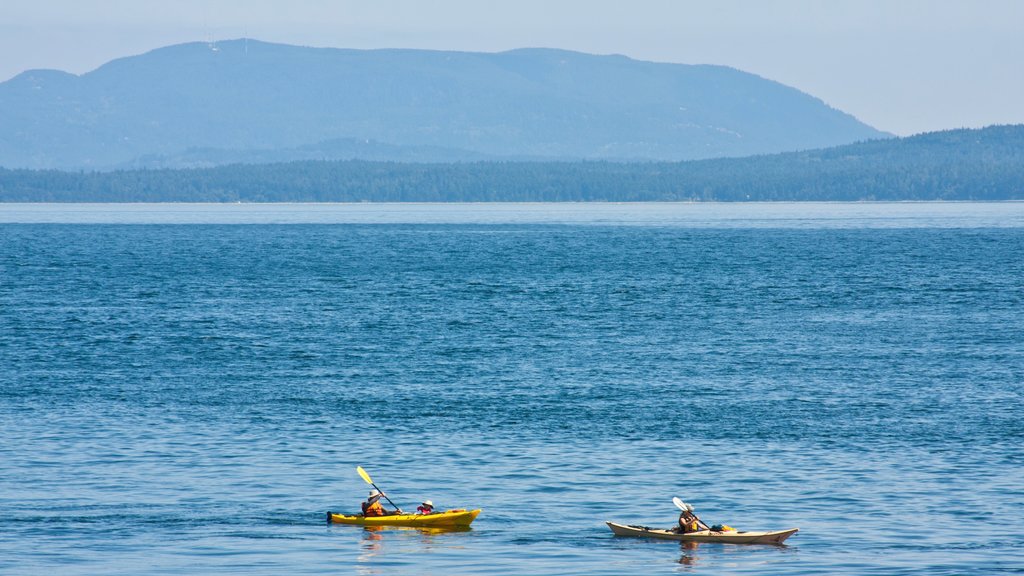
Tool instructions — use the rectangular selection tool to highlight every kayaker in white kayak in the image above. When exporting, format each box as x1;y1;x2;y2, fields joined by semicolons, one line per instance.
416;500;435;515
362;490;403;517
672;499;736;534
676;508;704;534
672;499;714;534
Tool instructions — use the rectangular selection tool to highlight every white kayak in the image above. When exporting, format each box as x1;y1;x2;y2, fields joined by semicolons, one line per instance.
606;521;798;544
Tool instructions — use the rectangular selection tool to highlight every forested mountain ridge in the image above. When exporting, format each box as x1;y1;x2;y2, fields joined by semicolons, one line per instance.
1;125;1019;202
0;39;885;169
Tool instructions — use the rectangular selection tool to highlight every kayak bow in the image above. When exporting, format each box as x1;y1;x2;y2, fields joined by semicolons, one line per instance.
606;521;797;544
328;508;481;528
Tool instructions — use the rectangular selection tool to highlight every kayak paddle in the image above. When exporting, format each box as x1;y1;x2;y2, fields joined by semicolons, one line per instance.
673;496;711;530
357;466;403;513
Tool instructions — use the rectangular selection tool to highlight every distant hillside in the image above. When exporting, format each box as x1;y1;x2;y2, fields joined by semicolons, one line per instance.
0;39;887;169
1;125;1019;202
118;138;499;169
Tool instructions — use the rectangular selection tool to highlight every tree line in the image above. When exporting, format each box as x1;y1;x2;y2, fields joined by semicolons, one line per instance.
2;125;1022;202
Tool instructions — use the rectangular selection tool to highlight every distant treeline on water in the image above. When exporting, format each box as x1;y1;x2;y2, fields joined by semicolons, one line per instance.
1;125;1022;202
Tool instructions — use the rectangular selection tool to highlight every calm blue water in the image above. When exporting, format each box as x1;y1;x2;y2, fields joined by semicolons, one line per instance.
1;203;1022;574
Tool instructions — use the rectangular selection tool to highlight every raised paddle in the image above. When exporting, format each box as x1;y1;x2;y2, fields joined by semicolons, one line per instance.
357;466;404;513
673;496;712;531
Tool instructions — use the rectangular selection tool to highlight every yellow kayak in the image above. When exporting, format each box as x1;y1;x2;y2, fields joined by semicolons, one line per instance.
327;508;481;527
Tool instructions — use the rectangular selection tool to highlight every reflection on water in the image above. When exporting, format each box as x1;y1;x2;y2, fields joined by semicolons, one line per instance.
677;541;701;568
355;524;475;569
362;525;473;536
358;529;384;567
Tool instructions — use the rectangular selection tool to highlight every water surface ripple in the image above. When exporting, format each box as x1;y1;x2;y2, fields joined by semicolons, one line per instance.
1;204;1022;574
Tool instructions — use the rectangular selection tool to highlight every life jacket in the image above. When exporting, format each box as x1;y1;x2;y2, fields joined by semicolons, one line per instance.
679;515;700;533
417;506;434;515
362;500;385;517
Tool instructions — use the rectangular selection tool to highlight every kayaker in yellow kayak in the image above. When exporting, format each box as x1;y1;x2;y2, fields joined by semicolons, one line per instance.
362;489;403;517
328;467;482;527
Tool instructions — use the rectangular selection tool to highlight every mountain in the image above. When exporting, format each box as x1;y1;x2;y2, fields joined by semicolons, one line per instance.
2;125;1020;202
0;39;887;169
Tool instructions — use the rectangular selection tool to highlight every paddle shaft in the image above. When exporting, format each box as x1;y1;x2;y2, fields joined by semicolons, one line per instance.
368;481;402;512
679;510;711;531
358;466;403;513
692;513;712;531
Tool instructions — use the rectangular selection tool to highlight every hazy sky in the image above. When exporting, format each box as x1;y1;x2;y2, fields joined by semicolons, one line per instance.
1;0;1021;135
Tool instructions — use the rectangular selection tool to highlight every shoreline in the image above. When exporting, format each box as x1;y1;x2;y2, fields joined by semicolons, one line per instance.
2;200;1022;227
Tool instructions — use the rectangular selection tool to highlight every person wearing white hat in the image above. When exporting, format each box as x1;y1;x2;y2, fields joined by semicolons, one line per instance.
673;501;713;534
413;496;434;512
362;489;402;517
416;500;435;515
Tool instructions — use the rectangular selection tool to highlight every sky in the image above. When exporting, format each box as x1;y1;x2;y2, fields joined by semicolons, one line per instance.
1;0;1021;136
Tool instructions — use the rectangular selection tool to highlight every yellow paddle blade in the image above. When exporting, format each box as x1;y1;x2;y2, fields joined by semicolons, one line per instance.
357;466;373;485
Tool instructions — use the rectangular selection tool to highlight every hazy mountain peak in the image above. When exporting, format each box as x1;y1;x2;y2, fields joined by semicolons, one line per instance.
0;40;887;169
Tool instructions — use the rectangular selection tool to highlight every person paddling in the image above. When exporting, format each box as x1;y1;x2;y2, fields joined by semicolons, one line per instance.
673;498;713;534
362;489;403;517
676;508;704;533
